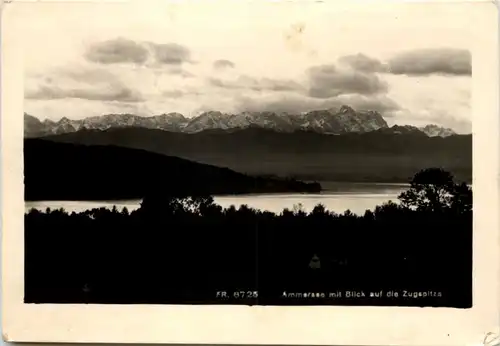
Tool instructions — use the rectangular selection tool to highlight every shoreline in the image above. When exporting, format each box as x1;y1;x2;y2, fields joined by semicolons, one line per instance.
24;182;409;203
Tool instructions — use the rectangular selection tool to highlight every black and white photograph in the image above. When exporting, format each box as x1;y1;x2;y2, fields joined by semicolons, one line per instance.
2;1;499;344
22;2;472;307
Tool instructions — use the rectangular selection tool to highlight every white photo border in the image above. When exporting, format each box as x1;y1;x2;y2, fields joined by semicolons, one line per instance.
2;1;499;345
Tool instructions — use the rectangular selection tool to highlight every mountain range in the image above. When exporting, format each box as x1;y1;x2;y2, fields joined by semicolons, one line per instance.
24;105;456;138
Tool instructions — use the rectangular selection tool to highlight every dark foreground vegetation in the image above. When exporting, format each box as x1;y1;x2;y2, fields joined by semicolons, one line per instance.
24;139;320;201
25;168;472;307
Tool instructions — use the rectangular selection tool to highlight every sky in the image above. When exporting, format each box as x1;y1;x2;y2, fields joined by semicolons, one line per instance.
18;1;473;133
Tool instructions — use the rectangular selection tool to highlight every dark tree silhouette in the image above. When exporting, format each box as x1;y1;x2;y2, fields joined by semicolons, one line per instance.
450;182;473;214
398;168;471;213
311;203;327;216
24;168;472;308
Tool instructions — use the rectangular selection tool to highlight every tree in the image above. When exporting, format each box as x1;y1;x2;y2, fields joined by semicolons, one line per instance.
343;209;354;217
139;192;184;215
363;209;375;221
140;191;218;217
181;195;215;215
450;182;473;214
398;168;471;214
374;200;402;220
292;203;306;216
311;203;327;216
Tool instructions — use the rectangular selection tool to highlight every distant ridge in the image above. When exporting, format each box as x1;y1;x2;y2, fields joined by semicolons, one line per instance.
24;105;456;138
40;126;472;183
24;139;321;201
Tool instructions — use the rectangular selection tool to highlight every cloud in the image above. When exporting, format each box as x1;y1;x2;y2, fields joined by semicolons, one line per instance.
338;54;389;73
213;59;235;70
333;94;401;114
234;92;400;115
162;90;185;99
25;85;143;102
84;38;149;65
390;108;472;134
388;48;471;76
150;43;192;65
208;75;304;92
162;89;202;99
306;64;388;98
432;113;471;133
337;49;472;77
166;66;195;78
25;67;144;102
25;45;471;133
52;68;121;85
84;38;194;66
382;73;470;132
144;65;195;79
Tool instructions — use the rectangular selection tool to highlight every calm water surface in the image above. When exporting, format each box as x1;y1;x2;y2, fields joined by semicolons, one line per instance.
25;183;408;216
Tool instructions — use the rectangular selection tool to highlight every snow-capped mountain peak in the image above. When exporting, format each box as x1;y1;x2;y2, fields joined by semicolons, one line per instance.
419;124;456;137
57;117;71;125
339;105;355;114
23;108;461;138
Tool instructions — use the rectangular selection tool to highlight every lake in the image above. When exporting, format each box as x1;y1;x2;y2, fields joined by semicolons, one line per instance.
24;182;408;216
